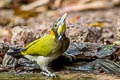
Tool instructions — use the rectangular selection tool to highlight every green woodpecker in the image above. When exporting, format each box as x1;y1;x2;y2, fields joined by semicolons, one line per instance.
15;13;70;77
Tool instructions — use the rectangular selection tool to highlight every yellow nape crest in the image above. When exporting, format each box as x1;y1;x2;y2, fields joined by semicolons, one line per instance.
50;30;55;39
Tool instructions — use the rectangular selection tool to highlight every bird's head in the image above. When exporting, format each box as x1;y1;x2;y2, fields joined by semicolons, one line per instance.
50;13;67;39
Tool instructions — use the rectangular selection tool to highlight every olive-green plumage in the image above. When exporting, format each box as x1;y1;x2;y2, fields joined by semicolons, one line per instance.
21;34;62;56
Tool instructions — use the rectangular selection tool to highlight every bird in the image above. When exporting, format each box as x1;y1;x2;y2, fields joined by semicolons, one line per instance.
6;13;71;77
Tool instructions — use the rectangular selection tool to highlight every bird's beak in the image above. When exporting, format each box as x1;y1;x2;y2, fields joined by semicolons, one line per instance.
57;13;67;35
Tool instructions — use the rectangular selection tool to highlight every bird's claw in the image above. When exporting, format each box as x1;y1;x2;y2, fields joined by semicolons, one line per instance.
41;71;57;77
63;52;76;62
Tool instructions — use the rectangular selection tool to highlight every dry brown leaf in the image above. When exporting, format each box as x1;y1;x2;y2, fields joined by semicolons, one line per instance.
14;6;37;19
70;15;80;24
0;50;5;56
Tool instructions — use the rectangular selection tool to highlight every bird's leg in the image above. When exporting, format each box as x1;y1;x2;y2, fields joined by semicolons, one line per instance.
40;65;56;77
62;52;76;62
35;56;57;77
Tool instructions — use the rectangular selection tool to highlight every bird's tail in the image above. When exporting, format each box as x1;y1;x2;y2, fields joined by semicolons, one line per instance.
6;48;24;57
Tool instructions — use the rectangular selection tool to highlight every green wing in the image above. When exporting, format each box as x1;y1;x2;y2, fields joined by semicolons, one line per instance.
25;39;40;50
21;35;58;56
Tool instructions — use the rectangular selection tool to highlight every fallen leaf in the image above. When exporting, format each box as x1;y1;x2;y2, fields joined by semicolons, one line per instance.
88;22;104;28
70;15;80;24
13;5;37;19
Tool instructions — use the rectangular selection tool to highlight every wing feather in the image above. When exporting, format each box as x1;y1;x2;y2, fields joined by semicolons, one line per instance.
22;35;58;56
